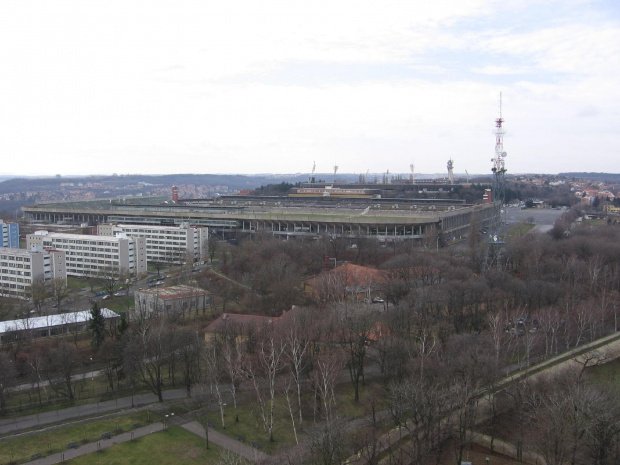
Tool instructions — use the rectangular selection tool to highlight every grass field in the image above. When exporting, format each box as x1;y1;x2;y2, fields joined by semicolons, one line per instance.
0;411;159;464
505;222;535;240
66;277;92;291
585;356;620;386
66;426;221;465
206;380;381;455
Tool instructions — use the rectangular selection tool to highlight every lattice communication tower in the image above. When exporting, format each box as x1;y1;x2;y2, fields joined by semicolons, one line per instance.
485;93;508;272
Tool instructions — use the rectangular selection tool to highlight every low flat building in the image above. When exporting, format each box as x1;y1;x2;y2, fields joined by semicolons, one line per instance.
26;231;147;278
132;285;212;321
0;247;66;299
0;308;119;344
98;223;208;265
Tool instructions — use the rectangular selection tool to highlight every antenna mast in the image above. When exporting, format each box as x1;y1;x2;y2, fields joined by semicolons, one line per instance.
485;92;508;272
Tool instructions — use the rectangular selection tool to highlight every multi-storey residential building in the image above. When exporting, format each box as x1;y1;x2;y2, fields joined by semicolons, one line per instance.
0;247;66;299
26;231;147;278
97;223;208;265
0;219;19;248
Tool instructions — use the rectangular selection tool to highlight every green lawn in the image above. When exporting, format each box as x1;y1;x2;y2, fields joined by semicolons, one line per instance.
67;277;92;291
66;426;221;465
505;222;535;241
206;380;382;455
99;295;134;312
585;356;620;386
206;397;294;454
0;411;159;464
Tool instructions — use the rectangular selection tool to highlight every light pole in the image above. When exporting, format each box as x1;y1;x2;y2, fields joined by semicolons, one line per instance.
90;357;94;397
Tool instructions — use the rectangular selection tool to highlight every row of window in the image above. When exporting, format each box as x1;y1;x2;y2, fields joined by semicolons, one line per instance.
0;269;31;276
0;255;30;262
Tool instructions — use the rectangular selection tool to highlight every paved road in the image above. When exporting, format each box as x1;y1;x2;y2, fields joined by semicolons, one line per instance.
0;389;187;436
503;205;565;228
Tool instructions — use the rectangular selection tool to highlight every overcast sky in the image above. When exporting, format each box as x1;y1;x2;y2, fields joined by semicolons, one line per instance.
1;0;618;177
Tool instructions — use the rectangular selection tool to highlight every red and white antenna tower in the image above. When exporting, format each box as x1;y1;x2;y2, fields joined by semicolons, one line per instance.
491;92;507;176
485;92;508;273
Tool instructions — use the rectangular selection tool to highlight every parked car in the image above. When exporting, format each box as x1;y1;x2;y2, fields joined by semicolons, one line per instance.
102;295;111;300
372;297;385;303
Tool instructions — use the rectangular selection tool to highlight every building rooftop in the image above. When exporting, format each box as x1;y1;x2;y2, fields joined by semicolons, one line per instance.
137;284;210;300
31;231;137;242
0;308;119;334
0;247;35;257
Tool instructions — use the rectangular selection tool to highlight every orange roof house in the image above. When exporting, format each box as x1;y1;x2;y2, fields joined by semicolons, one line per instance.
305;263;385;302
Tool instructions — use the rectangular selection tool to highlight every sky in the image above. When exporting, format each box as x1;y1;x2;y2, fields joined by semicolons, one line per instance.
1;0;619;177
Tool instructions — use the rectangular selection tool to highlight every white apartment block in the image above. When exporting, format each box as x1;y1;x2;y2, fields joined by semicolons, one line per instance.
26;231;147;278
0;247;66;299
97;223;208;265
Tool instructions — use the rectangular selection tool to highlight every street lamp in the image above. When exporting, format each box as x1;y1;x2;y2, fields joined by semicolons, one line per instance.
90;357;94;397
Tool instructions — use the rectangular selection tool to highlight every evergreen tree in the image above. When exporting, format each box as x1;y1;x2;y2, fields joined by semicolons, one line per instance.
117;312;129;338
90;302;106;349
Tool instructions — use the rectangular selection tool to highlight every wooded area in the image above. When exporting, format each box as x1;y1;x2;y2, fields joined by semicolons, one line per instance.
1;209;620;464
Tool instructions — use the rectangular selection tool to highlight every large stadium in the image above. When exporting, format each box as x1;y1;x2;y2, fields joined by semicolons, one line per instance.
22;181;496;244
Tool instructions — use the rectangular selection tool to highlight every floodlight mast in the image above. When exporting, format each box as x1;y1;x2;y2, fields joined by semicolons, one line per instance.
485;93;508;273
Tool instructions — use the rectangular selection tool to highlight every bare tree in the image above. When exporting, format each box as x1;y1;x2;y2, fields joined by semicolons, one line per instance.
0;352;16;413
284;316;311;428
30;277;49;314
221;340;243;423
282;375;299;444
124;317;170;402
44;341;85;404
339;309;374;402
309;352;343;424
307;416;347;465
207;234;218;263
386;377;447;465
177;327;202;398
49;277;69;312
243;356;268;433
217;449;252;465
204;345;227;428
257;334;286;442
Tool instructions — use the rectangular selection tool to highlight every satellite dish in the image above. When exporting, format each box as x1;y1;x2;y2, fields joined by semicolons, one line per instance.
501;152;507;157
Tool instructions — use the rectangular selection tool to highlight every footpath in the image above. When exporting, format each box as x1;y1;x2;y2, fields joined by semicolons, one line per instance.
26;422;164;465
20;420;269;465
2;388;268;464
0;389;187;437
